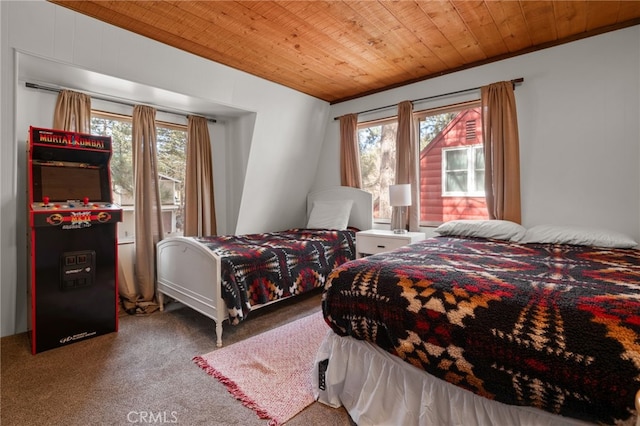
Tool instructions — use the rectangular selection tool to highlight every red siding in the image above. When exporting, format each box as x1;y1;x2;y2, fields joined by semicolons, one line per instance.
420;108;488;223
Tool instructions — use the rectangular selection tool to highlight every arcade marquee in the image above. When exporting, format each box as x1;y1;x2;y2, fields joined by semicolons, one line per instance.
27;126;122;354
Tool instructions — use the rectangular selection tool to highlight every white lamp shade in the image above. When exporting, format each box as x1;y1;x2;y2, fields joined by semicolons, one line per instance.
389;184;411;206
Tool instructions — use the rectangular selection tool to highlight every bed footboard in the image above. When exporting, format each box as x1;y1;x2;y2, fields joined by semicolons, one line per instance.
156;237;227;347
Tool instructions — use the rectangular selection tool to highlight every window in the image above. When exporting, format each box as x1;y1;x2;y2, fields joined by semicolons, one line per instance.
357;118;397;221
418;101;487;223
443;145;484;196
90;111;187;241
358;100;488;226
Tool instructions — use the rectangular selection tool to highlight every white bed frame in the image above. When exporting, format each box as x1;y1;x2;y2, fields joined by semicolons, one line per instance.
156;186;372;347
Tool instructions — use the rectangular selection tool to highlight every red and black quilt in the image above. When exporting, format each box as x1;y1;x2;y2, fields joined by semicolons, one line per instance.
322;236;640;425
195;228;356;324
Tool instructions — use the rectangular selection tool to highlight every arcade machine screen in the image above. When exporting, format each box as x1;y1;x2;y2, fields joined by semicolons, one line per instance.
33;162;104;202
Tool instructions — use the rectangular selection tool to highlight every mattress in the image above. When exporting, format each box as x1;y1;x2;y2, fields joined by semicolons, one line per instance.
195;228;356;323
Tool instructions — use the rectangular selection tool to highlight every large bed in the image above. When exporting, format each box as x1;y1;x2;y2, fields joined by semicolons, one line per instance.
156;186;372;347
314;220;640;425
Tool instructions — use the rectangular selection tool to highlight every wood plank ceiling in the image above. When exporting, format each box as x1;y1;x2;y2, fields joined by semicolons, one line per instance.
49;1;640;104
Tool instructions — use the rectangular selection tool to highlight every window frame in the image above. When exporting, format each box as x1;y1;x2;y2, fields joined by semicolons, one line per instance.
90;110;188;241
441;144;485;197
356;117;398;223
356;99;488;227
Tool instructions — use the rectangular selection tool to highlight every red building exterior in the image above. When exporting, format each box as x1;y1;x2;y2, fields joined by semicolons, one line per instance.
419;108;488;223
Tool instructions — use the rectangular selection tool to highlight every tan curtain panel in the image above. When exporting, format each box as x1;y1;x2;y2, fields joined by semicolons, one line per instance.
481;81;522;223
184;115;217;237
121;105;164;315
393;100;420;232
53;89;91;133
339;113;362;188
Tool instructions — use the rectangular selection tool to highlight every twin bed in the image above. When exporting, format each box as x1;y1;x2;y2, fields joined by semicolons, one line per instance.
155;186;372;347
314;220;640;426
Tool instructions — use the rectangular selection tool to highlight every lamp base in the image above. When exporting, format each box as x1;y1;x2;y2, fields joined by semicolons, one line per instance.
391;206;408;234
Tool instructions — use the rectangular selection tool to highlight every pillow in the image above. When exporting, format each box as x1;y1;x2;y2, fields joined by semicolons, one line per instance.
520;224;638;248
435;219;526;241
306;200;353;230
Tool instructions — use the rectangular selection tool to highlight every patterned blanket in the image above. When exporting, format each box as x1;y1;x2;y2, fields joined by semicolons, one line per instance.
322;236;640;424
195;228;356;324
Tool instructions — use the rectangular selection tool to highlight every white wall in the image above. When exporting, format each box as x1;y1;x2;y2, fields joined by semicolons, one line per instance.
315;26;640;243
0;0;329;337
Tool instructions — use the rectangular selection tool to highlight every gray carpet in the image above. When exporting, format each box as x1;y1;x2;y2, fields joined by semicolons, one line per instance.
1;290;354;425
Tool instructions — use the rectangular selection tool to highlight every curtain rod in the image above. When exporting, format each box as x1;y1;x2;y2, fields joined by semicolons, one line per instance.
25;82;217;123
333;77;524;121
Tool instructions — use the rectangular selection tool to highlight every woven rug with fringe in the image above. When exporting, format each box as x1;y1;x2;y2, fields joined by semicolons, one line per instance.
193;311;327;426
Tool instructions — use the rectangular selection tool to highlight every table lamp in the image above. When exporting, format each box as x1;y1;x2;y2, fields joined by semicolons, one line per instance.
389;184;411;234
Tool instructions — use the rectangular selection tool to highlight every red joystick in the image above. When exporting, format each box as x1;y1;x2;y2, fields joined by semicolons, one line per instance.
42;196;50;206
83;197;89;206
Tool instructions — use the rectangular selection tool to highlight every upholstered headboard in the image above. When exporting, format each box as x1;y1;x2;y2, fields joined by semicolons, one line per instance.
306;186;373;231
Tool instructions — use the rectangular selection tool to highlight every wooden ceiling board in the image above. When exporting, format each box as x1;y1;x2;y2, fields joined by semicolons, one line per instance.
284;2;400;83
48;1;640;103
452;0;510;59
242;2;380;93
483;1;533;53
420;1;488;64
350;2;440;77
620;1;640;21
387;2;467;70
229;1;376;95
173;1;349;99
520;1;560;45
335;4;432;83
584;1;622;31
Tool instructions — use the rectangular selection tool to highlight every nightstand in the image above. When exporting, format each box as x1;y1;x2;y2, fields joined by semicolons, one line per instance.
355;229;426;258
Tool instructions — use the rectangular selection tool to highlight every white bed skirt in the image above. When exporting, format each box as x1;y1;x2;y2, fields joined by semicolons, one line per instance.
313;331;592;426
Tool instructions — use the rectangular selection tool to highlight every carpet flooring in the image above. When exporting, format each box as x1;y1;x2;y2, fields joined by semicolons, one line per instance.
1;290;354;425
194;311;326;425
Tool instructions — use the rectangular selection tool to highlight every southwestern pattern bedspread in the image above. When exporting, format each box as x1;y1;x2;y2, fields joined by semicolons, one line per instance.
322;236;640;424
196;228;356;325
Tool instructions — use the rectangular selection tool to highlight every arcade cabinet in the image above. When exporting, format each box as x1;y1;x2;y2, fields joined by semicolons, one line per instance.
27;126;122;354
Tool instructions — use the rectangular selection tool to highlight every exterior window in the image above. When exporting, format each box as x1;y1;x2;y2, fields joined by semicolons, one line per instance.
358;118;397;221
443;146;485;195
90;111;187;241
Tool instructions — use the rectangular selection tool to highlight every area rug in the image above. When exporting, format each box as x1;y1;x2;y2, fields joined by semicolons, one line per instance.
193;311;327;426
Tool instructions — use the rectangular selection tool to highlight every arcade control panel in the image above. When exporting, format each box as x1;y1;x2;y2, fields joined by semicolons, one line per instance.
30;197;122;228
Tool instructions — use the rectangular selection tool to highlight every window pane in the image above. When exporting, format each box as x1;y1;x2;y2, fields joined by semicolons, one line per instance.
446;171;468;192
474;171;485;192
358;120;397;221
156;126;186;237
475;147;485;169
90;117;134;206
445;150;467;170
418;102;488;224
91;114;187;240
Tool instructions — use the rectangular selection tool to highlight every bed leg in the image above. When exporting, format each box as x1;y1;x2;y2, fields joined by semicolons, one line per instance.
157;291;164;312
215;322;223;347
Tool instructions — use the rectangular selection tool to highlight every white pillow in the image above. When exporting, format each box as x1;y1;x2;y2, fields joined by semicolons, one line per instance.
435;219;526;241
520;224;638;248
306;200;353;230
